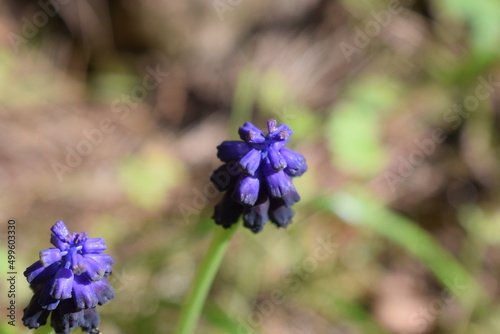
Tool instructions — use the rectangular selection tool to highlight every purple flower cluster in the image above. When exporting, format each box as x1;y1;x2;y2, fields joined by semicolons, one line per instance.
23;221;114;334
211;119;307;232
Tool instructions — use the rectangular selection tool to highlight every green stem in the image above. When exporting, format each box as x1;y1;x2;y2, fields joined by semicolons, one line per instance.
175;226;238;334
176;66;253;334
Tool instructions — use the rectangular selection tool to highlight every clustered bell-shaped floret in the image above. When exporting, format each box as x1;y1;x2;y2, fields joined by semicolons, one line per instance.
23;221;114;334
211;119;307;233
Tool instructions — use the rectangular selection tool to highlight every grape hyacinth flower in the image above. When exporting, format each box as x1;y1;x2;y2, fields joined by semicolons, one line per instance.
23;221;114;334
211;119;307;233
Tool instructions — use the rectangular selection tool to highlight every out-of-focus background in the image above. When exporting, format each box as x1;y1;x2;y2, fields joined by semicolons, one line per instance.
1;0;500;333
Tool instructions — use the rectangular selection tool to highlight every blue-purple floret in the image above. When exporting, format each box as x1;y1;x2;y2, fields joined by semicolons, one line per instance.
23;221;114;334
211;119;307;233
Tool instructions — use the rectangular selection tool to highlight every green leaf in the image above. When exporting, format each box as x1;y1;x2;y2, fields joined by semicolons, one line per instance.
203;304;258;334
322;190;487;306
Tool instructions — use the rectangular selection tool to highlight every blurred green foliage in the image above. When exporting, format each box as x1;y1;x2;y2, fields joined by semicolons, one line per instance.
3;0;500;333
326;76;402;177
118;146;186;210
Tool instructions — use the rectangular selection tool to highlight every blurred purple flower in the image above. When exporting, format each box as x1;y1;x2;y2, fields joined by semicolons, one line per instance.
211;119;307;233
23;221;114;334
